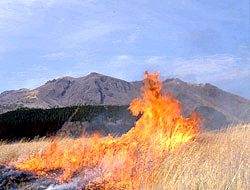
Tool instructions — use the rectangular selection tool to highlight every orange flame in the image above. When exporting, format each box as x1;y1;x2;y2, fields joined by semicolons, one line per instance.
14;72;201;189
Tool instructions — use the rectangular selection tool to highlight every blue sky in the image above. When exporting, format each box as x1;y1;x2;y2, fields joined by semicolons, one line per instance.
0;0;250;99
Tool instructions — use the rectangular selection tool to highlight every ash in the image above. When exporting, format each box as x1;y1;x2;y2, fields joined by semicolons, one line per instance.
0;165;77;190
46;178;81;190
0;165;96;190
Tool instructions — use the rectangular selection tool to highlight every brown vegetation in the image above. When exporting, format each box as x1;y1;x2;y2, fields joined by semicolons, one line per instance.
0;124;249;189
148;124;250;190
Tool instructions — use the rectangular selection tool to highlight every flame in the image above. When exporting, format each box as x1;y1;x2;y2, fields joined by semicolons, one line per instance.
14;72;201;189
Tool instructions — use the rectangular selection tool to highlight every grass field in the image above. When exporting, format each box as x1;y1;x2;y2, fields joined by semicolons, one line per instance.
0;137;49;163
147;123;250;190
1;124;250;189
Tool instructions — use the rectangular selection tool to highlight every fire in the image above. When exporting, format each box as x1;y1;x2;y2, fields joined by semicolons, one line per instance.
13;72;201;189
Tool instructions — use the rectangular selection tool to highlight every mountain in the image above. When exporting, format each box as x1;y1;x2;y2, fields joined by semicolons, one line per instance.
1;72;250;129
161;79;250;129
0;73;141;112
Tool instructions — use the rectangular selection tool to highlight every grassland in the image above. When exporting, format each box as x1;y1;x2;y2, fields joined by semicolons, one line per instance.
0;137;49;163
0;124;250;189
148;123;250;190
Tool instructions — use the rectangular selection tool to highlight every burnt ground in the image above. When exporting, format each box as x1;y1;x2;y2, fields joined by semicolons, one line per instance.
0;165;76;190
0;165;52;190
0;165;109;190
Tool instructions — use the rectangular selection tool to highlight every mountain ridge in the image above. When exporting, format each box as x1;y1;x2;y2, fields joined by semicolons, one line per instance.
1;72;250;128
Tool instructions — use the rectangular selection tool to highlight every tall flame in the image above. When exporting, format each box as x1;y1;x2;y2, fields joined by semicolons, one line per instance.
14;72;201;189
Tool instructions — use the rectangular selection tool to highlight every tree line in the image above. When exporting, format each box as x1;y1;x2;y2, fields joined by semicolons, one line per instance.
0;105;135;141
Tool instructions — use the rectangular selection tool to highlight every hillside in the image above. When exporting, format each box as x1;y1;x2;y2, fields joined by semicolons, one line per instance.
0;73;141;112
0;72;250;129
0;105;137;140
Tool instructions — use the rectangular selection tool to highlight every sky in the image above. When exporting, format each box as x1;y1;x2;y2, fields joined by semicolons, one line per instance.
0;0;249;99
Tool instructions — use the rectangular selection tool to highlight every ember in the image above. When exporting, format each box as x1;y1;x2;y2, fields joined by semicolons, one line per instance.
10;72;201;189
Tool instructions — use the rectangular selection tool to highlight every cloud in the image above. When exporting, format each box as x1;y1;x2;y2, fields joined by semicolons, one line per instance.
108;55;168;68
106;55;134;68
5;64;55;90
0;0;94;7
23;77;49;90
43;52;69;59
104;53;250;83
63;21;125;46
0;3;32;21
116;55;132;60
0;0;41;19
127;28;141;43
146;56;167;65
0;0;95;22
187;28;223;54
0;46;5;53
171;54;250;82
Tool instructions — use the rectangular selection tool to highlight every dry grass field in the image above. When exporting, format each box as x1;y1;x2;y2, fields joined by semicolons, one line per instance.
0;123;250;190
147;123;250;190
0;137;82;164
0;137;49;163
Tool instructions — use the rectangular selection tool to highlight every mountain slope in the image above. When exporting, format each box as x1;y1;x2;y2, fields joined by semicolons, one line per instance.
0;73;141;113
1;72;250;128
37;72;141;107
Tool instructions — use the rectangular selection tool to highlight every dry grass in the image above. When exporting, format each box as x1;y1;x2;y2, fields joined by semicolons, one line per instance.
148;123;250;190
0;137;83;164
0;137;50;163
1;124;250;190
